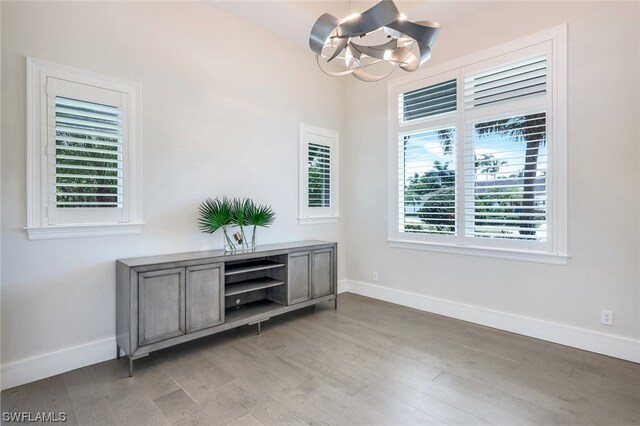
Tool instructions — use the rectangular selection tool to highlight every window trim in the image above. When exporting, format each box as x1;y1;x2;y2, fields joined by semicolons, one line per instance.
25;58;143;240
387;25;568;264
299;123;339;224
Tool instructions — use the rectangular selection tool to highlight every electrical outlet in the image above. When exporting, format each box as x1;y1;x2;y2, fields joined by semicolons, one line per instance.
373;272;379;282
601;310;614;326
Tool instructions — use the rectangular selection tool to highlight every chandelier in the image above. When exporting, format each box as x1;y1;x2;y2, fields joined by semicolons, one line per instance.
309;0;441;82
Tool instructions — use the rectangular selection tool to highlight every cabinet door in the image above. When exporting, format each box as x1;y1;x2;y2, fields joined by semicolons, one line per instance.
312;248;334;298
138;268;185;346
186;263;224;332
288;251;311;305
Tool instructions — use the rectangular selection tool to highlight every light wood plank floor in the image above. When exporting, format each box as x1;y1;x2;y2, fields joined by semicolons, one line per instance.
2;294;640;426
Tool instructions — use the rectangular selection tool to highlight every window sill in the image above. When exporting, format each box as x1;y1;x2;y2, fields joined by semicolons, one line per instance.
299;216;340;225
388;239;569;265
25;223;144;240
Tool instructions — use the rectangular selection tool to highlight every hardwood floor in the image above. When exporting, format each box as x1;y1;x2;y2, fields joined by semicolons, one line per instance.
2;293;640;425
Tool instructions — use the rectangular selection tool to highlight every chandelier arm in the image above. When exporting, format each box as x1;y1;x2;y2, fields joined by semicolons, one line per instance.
349;42;407;62
352;64;400;82
383;26;402;39
346;44;362;61
352;38;398;51
315;55;360;77
336;0;400;38
397;48;427;72
387;45;413;63
385;20;440;69
317;54;394;78
309;13;341;55
349;38;398;59
387;19;441;46
327;37;349;62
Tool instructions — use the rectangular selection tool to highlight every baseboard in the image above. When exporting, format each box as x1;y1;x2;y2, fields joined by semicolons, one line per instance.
2;282;349;391
1;337;116;391
3;280;634;391
345;279;640;363
337;279;348;294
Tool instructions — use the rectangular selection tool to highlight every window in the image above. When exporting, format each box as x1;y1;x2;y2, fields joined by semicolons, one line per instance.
389;26;567;263
299;124;339;224
26;58;142;239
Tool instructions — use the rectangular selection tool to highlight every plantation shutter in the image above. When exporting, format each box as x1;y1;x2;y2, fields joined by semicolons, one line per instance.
400;79;456;122
55;97;123;208
463;53;549;242
399;127;457;236
308;143;331;208
45;76;128;225
464;55;547;109
464;113;547;241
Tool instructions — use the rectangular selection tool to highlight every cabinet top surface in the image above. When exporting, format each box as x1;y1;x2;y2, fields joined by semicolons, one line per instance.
117;240;336;268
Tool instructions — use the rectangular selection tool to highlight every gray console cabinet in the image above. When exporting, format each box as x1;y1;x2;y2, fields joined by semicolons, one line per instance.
117;241;337;376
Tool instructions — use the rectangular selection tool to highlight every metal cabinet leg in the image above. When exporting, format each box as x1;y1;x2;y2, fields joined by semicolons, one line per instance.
249;318;268;335
334;296;338;310
116;345;121;359
129;358;133;377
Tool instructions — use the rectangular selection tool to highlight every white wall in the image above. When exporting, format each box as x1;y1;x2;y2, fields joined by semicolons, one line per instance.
2;0;639;390
343;1;640;356
0;1;346;388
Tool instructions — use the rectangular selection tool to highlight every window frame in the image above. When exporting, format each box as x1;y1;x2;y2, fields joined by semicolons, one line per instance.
387;25;568;264
299;123;339;224
25;58;143;240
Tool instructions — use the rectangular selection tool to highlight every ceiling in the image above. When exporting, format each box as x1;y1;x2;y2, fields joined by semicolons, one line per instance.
211;1;501;48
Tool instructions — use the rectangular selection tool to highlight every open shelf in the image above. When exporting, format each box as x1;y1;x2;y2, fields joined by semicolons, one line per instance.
224;260;285;276
225;300;282;323
225;277;285;296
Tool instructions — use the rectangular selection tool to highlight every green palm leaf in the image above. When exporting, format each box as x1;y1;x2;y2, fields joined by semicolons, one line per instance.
246;202;275;227
246;201;275;249
230;197;251;226
198;197;232;234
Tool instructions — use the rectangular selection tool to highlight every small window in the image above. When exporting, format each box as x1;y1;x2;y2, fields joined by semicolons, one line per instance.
299;124;339;224
307;143;332;208
26;58;142;240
